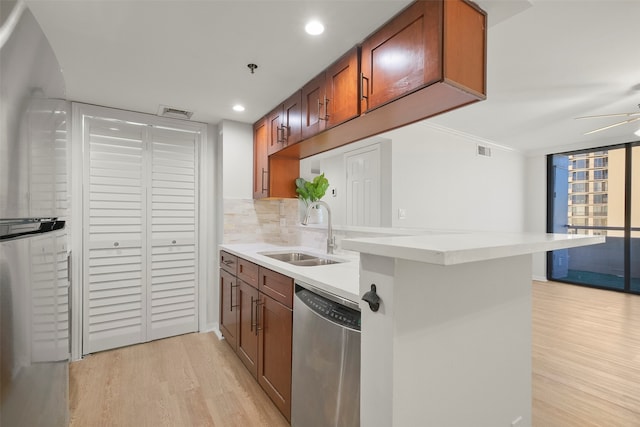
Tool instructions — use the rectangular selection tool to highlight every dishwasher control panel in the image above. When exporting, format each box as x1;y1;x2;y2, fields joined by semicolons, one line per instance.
295;286;361;331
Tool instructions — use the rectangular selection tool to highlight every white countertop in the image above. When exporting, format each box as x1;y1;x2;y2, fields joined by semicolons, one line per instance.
342;232;605;265
218;243;360;303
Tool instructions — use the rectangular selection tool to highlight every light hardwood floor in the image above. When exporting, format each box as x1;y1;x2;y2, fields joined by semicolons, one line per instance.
532;280;640;426
69;332;289;427
70;281;640;426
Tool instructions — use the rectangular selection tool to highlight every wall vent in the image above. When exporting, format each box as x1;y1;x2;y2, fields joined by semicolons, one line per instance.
157;105;194;120
477;144;492;157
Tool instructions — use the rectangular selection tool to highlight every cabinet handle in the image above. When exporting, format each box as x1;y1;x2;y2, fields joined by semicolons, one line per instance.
360;73;369;109
324;97;330;121
230;283;239;311
281;124;288;142
255;299;264;335
250;296;255;331
319;97;329;121
277;125;284;143
317;98;324;122
261;168;269;193
223;259;233;266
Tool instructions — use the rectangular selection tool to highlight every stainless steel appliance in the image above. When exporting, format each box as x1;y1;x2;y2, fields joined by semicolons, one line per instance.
291;282;361;427
1;2;70;426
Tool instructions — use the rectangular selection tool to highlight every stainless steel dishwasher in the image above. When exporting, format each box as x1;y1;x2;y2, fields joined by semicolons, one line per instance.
291;282;361;427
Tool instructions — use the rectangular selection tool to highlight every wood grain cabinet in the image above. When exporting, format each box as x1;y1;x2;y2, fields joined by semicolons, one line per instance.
257;267;293;421
218;252;293;421
253;115;299;200
302;47;360;140
267;91;302;156
253;118;269;199
219;251;238;351
361;0;486;112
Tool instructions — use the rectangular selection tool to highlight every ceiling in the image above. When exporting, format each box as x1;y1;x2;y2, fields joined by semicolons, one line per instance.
25;0;640;155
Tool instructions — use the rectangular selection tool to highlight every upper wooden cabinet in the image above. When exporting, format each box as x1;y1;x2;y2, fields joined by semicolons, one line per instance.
254;117;299;199
361;0;486;112
301;72;326;140
253;118;269;199
254;0;486;194
268;91;302;156
302;47;360;140
325;47;360;129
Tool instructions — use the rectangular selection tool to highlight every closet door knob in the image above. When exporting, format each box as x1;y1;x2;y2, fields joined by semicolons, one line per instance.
113;242;119;247
172;240;176;244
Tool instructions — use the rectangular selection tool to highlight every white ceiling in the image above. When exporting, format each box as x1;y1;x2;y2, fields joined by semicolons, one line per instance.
26;0;640;155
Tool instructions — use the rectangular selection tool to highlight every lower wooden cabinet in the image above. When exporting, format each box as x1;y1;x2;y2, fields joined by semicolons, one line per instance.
219;253;293;421
237;279;259;378
258;294;292;420
219;269;238;351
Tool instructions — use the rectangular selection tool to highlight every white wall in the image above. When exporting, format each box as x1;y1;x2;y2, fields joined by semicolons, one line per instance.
220;120;253;199
525;154;548;280
382;122;526;232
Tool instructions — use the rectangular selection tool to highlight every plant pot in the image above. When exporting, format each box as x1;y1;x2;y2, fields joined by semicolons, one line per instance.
306;206;323;224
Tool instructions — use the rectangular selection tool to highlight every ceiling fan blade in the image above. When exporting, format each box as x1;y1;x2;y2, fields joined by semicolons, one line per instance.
584;117;640;135
576;112;640;120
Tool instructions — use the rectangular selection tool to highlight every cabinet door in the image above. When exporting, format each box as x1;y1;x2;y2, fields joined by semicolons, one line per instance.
282;91;302;147
301;72;327;140
360;1;442;112
258;295;293;421
237;280;259;378
325;47;360;129
267;105;284;156
219;269;238;351
253;118;269;199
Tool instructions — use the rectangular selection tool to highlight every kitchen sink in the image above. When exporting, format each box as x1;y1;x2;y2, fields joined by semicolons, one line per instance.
260;251;345;267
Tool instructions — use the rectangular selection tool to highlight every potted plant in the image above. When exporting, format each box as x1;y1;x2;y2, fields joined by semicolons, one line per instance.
295;174;329;223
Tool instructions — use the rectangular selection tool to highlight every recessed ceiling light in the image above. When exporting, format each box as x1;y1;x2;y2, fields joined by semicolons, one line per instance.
233;104;245;112
634;128;640;137
305;20;324;36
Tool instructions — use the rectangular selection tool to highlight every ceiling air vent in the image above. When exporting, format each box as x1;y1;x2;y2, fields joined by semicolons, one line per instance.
157;105;194;120
477;144;492;157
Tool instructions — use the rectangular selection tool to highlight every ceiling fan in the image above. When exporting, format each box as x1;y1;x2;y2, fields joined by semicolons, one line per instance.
575;104;640;135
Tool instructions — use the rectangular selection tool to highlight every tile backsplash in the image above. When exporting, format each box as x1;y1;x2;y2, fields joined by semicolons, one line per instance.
223;198;402;254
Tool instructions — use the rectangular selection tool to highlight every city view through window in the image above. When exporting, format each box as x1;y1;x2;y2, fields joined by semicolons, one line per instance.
549;145;639;293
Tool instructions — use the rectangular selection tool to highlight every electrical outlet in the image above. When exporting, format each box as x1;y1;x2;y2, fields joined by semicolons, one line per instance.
398;208;407;220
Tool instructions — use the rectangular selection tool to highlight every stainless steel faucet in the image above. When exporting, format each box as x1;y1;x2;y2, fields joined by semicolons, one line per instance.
302;200;335;254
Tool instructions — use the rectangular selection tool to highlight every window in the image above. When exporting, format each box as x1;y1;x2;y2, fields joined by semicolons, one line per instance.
572;183;588;192
548;144;638;294
572;158;588;169
571;195;587;204
593;170;608;180
593;194;608;204
592;181;607;192
572;171;588;180
593;157;608;168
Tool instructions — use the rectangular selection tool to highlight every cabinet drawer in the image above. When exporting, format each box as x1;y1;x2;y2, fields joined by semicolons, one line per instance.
238;258;259;288
220;251;237;275
259;267;294;309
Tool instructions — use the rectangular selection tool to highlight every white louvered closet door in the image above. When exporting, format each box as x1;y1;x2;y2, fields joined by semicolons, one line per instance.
147;127;198;340
82;116;199;355
83;119;146;354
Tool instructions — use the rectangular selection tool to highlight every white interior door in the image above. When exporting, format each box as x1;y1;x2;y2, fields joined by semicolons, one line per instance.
83;119;146;354
147;127;198;340
345;145;381;226
82;115;200;355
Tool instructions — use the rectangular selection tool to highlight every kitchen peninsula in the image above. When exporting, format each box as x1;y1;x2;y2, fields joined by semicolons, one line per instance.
342;231;604;427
